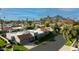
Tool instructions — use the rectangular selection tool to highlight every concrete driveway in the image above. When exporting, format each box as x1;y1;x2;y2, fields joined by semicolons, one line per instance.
29;35;65;51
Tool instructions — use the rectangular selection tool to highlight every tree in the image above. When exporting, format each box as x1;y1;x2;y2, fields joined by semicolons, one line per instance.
26;21;35;29
53;23;61;33
62;25;77;44
0;19;4;31
0;9;5;31
44;21;50;27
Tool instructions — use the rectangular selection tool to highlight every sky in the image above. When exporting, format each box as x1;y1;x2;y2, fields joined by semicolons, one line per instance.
0;8;79;20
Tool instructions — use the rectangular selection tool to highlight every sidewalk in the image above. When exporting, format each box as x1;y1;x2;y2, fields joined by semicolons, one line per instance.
24;43;38;49
59;45;77;51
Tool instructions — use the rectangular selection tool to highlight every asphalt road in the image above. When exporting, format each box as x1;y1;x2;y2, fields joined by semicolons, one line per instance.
29;35;65;51
0;48;4;51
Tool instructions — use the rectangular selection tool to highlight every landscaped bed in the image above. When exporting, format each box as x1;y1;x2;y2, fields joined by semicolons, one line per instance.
66;39;76;46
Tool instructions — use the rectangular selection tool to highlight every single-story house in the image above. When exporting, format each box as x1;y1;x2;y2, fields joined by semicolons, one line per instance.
6;31;34;44
6;27;51;44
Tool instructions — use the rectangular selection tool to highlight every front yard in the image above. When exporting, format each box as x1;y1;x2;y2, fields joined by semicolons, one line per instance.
0;36;28;51
13;43;28;51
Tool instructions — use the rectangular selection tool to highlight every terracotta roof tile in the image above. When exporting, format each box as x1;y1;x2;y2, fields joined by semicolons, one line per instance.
3;27;13;31
17;33;33;40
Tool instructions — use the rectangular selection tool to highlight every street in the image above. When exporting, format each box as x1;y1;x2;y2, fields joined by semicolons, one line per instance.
29;35;65;51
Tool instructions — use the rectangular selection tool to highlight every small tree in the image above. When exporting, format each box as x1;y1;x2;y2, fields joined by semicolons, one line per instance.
53;23;61;33
44;21;50;27
62;25;77;44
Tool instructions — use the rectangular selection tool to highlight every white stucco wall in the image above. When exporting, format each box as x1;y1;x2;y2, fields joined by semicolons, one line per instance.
6;32;22;43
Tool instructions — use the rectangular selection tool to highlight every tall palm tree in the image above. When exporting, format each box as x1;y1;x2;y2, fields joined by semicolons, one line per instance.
0;8;4;31
0;19;4;31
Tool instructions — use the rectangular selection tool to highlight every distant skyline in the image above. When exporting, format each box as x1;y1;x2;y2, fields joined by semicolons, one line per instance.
0;8;79;20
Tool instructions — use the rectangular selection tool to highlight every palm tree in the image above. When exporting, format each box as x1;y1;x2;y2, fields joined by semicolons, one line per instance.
62;25;72;42
44;20;50;27
0;9;5;31
62;25;78;44
0;18;4;31
53;23;61;33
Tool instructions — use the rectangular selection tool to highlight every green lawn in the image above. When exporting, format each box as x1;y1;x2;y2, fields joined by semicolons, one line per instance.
14;44;28;51
0;37;28;51
0;37;7;48
4;43;28;51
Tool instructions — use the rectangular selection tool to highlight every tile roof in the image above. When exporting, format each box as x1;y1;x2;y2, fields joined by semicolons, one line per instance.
63;20;76;25
17;33;33;40
40;27;50;32
3;27;13;31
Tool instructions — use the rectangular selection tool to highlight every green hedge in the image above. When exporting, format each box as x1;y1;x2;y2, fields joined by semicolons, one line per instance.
0;31;7;34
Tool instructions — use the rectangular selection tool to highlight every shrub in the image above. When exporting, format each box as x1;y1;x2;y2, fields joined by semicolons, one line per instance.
0;31;7;34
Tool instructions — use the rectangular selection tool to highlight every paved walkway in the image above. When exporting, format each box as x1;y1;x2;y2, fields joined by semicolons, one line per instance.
59;45;77;51
29;35;65;51
24;43;38;49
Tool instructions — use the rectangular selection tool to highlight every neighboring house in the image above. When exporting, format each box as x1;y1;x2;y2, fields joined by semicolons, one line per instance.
63;20;76;25
12;26;23;30
3;27;13;32
0;23;13;31
4;23;13;27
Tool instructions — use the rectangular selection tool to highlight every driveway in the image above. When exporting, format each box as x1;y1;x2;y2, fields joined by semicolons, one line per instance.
29;35;65;51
